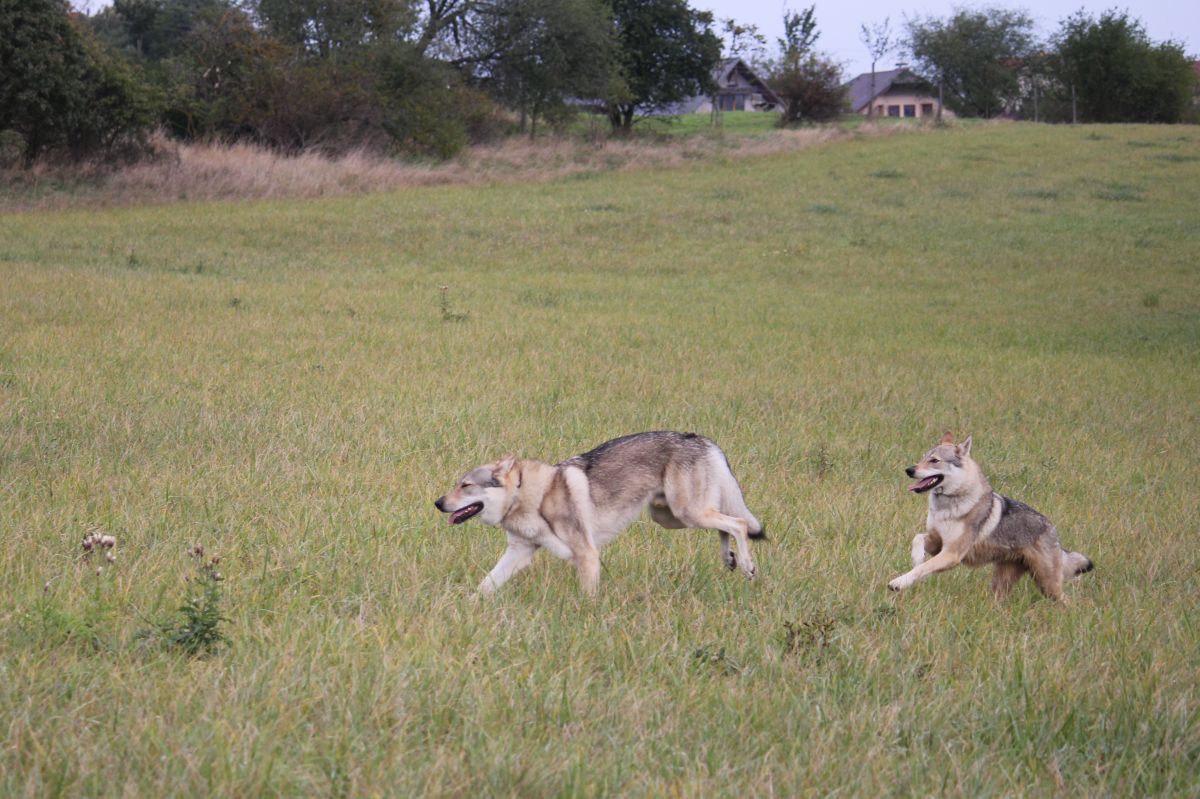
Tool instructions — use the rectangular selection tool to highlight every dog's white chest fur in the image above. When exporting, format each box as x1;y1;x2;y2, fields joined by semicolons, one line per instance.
507;517;574;560
927;493;1002;546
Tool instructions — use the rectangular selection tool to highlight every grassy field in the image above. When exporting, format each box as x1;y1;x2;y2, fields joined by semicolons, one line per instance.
615;110;919;137
1;123;1198;797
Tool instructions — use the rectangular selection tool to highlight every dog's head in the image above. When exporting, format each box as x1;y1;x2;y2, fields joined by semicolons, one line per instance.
905;432;975;495
434;454;518;526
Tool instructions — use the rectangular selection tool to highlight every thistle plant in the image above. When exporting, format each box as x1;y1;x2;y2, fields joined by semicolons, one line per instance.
158;544;228;657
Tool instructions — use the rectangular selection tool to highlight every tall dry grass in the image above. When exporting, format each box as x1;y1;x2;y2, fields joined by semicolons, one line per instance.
0;123;920;211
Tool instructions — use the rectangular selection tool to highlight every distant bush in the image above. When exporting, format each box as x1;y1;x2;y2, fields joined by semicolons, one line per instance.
775;54;847;125
0;130;24;167
0;0;159;163
379;47;508;159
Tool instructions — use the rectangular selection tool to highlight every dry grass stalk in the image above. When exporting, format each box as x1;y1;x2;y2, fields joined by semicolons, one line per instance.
0;124;920;211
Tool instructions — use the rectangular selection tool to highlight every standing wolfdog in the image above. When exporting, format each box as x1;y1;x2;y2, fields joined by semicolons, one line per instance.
888;433;1093;601
434;431;765;596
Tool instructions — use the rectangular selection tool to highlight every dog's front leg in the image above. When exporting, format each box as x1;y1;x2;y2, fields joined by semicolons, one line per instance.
477;537;538;597
554;522;600;597
910;534;928;567
889;549;962;592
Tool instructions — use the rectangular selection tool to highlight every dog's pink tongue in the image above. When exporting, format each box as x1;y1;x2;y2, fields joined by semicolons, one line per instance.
909;476;938;492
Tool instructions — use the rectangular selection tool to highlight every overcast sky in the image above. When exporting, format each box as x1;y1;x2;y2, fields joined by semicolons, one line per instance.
696;1;1199;78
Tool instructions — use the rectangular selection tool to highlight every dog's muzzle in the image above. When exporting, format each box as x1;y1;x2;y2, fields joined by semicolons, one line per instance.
435;496;484;525
908;473;944;493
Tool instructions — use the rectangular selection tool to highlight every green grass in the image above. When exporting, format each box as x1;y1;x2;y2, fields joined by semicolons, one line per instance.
630;110;928;137
637;110;782;136
2;123;1199;797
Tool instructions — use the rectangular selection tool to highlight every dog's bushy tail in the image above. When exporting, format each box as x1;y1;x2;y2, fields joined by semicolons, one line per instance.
1063;549;1094;579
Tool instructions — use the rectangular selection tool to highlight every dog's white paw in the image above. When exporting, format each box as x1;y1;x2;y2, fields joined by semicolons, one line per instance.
888;575;911;592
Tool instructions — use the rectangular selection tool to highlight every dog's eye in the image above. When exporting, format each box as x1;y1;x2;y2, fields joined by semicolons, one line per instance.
460;482;471;489
929;458;940;464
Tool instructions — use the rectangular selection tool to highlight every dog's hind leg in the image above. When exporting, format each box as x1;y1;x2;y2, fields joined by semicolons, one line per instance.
1027;545;1065;602
677;508;756;579
718;532;736;571
990;561;1027;601
648;499;686;529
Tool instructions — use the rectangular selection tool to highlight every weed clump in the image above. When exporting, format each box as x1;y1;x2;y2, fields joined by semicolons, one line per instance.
438;285;469;322
153;545;229;657
780;616;836;658
691;644;742;675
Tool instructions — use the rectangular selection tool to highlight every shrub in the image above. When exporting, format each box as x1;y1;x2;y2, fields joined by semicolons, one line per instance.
774;54;846;125
0;0;158;163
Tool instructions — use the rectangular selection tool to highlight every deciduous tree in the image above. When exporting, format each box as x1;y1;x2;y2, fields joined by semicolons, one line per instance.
478;0;613;137
1053;10;1195;123
859;18;892;119
906;8;1035;118
606;0;722;132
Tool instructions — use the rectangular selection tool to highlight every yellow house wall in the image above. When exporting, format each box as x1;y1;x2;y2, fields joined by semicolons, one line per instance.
861;91;956;118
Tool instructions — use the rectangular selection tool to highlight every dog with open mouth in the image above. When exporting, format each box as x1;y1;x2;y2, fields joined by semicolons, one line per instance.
435;431;765;597
888;432;1093;601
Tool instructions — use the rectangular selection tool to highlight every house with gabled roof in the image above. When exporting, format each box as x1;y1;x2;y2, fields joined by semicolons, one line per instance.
656;58;783;115
846;67;952;119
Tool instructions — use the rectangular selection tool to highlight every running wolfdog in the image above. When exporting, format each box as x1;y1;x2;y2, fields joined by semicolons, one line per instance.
889;433;1093;601
435;432;764;596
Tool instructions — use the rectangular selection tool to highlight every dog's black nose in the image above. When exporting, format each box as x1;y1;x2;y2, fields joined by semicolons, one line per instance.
905;466;916;478
434;497;445;511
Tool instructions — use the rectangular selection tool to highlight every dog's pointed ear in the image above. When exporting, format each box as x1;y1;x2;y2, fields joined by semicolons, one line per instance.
959;435;972;456
495;453;517;475
940;430;955;444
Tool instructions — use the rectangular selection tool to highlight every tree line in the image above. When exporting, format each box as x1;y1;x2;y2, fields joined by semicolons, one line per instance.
1;0;725;164
901;7;1196;123
1;1;1195;167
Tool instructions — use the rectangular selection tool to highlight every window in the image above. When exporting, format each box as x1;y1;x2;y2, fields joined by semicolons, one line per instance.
735;94;745;111
875;104;884;115
887;105;900;117
903;105;916;117
921;103;934;116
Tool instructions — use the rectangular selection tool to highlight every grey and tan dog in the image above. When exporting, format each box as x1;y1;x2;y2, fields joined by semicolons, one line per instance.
434;431;765;596
888;433;1093;601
